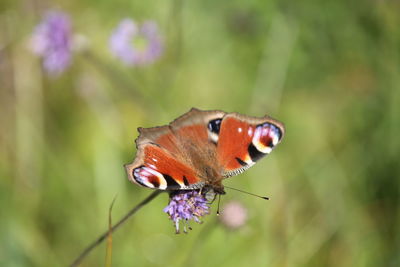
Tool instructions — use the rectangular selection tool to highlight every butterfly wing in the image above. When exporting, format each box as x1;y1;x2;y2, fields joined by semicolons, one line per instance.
125;108;225;190
216;113;285;177
126;108;285;190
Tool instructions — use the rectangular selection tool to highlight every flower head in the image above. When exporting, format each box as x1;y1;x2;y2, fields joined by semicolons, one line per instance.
219;201;248;230
109;19;163;66
30;11;72;76
163;190;210;234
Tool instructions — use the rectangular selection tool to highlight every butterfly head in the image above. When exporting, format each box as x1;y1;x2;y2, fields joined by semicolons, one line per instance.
204;183;226;196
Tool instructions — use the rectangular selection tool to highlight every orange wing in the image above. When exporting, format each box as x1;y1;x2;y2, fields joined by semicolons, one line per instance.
216;113;285;177
125;108;285;190
125;108;225;190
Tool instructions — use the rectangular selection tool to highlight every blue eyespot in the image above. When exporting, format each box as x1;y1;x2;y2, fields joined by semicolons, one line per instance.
208;119;222;134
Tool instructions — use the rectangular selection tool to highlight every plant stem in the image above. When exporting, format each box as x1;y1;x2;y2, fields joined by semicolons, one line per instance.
69;190;162;267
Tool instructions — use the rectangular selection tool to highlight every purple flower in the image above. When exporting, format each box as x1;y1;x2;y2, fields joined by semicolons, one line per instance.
109;19;163;66
163;191;210;234
30;11;72;76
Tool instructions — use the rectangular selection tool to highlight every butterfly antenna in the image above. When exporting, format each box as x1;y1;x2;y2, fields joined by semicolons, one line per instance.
224;186;269;200
216;194;222;216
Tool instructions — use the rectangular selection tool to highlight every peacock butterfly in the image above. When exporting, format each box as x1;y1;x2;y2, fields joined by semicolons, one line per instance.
125;108;285;195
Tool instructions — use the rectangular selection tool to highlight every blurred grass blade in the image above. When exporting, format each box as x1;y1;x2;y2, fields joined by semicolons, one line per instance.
105;196;117;267
251;14;298;114
70;190;161;267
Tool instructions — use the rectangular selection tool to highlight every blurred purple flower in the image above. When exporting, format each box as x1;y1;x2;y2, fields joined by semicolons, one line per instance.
109;19;163;66
219;201;248;230
163;190;210;234
30;11;72;76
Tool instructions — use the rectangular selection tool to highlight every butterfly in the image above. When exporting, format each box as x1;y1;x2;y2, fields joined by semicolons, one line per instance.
125;108;285;195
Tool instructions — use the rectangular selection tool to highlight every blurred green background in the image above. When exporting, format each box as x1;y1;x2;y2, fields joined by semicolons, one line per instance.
1;0;400;266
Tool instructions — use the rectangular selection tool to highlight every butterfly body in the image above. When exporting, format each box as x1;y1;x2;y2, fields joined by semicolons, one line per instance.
125;108;285;195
